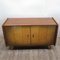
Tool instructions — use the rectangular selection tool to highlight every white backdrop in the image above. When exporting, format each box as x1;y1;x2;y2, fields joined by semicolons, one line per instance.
0;0;60;37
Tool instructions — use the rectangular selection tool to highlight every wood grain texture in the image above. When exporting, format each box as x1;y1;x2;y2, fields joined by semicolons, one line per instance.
3;26;56;46
39;26;48;45
47;26;56;45
3;18;57;26
31;26;39;45
4;27;15;46
14;26;23;45
22;26;30;45
38;26;56;45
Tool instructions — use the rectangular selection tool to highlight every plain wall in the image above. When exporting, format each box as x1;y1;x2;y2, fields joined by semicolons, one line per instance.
0;0;60;37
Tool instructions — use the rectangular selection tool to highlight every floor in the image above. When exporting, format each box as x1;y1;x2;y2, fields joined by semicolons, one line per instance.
0;32;60;60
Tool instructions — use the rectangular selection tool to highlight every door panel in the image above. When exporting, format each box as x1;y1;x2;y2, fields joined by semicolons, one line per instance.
47;26;56;45
5;26;30;46
39;26;48;45
31;26;39;45
22;27;30;45
5;27;15;45
13;26;23;45
39;26;56;45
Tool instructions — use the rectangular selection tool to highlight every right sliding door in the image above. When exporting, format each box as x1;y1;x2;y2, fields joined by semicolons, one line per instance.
39;26;56;45
46;26;56;45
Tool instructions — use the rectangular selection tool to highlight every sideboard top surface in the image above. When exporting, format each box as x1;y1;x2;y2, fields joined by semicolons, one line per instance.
3;18;58;26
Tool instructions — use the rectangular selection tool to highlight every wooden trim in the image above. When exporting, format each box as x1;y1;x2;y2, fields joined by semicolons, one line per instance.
54;25;58;45
3;25;57;27
13;45;49;49
3;17;56;26
2;26;8;46
52;17;58;45
30;27;31;45
2;18;8;27
52;17;58;25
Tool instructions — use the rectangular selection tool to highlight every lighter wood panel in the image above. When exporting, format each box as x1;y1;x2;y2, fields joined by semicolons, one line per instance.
5;26;30;46
39;26;56;45
39;26;48;45
31;26;39;45
5;27;15;45
22;27;30;45
13;26;23;45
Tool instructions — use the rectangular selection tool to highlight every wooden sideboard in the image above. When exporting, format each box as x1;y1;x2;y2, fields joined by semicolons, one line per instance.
2;18;58;49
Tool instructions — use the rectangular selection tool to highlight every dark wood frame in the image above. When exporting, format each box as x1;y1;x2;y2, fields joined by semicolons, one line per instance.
52;17;58;45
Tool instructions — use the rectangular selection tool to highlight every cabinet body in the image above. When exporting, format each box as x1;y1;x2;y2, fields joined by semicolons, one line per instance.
2;18;58;47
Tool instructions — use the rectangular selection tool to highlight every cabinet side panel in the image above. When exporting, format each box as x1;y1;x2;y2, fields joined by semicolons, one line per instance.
2;26;8;46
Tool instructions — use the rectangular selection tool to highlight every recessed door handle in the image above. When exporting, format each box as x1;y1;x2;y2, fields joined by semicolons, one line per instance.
27;34;29;37
32;34;34;38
